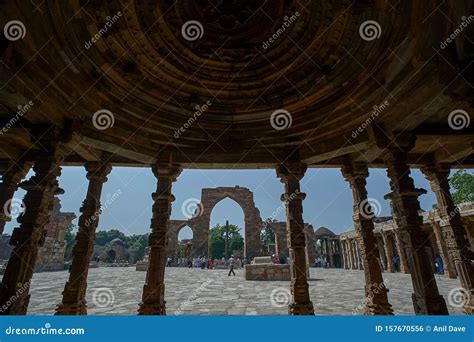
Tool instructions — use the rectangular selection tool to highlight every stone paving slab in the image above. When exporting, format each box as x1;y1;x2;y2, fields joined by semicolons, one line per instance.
26;267;465;315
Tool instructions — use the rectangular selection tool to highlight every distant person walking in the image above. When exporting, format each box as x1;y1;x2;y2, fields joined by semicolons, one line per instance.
228;255;236;276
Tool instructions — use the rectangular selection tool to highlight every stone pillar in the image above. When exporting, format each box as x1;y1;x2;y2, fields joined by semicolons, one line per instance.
138;156;181;315
55;162;112;315
328;240;335;267
0;161;31;236
276;161;314;315
342;162;393;314
383;147;448;315
393;231;410;274
341;240;349;269
356;242;363;270
422;164;474;314
349;239;356;269
0;136;63;315
376;236;387;270
381;232;395;273
431;220;456;278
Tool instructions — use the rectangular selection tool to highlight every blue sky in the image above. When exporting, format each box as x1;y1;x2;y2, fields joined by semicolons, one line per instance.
4;166;448;240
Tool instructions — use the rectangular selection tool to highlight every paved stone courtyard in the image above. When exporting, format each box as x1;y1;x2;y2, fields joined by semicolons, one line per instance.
28;267;464;315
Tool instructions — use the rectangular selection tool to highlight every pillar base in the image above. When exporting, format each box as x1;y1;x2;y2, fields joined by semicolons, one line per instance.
288;301;315;315
55;303;87;315
137;302;166;315
412;293;448;315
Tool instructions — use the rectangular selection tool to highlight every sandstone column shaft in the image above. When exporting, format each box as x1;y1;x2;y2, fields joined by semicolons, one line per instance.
383;149;448;315
0;139;63;315
342;162;393;315
422;165;473;315
56;162;112;315
138;161;181;315
0;161;31;236
277;162;314;315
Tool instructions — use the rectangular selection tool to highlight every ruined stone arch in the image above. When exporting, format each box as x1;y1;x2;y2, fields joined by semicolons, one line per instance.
183;186;262;261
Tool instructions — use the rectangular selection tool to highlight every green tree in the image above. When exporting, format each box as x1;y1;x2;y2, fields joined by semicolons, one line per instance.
260;227;275;246
95;229;129;246
128;234;149;260
449;170;474;204
209;223;244;259
64;222;77;260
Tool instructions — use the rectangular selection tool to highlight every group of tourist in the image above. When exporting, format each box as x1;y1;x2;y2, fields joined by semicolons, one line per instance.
314;256;329;268
166;256;248;271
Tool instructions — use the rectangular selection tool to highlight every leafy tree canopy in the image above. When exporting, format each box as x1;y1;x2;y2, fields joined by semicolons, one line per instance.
209;223;244;259
449;170;474;204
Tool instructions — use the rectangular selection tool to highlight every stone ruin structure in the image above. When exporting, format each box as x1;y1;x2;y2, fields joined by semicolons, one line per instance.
0;198;75;272
0;1;472;316
340;202;474;278
92;238;137;264
164;186;316;264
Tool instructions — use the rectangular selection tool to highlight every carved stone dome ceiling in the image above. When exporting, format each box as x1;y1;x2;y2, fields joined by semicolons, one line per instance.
0;1;472;166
